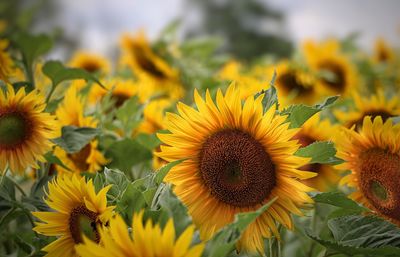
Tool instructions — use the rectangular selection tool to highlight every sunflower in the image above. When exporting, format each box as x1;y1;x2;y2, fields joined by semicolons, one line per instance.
88;78;139;107
75;211;204;257
334;90;400;130
0;39;14;82
373;38;395;64
303;39;358;96
120;31;178;81
336;116;400;225
0;85;60;173
292;115;340;192
69;51;111;74
267;60;321;105
55;87;108;174
156;84;314;253
32;174;115;257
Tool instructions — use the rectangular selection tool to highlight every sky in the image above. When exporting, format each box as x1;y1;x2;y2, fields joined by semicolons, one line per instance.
46;0;400;58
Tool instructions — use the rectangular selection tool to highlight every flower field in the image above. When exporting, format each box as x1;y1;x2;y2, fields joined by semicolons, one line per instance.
1;4;400;257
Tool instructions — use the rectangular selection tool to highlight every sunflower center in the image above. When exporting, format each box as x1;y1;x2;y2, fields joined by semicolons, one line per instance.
133;46;166;79
358;148;400;220
199;129;276;208
319;61;345;92
112;93;131;108
69;205;100;244
292;133;322;173
67;144;91;171
0;112;31;147
81;61;101;73
277;72;313;95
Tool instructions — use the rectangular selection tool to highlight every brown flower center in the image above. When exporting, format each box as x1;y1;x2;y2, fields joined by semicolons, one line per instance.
199;129;276;208
112;93;131;108
67;144;91;171
0;111;32;148
319;61;346;92
277;72;313;96
69;205;100;244
81;61;102;73
132;45;166;79
358;148;400;221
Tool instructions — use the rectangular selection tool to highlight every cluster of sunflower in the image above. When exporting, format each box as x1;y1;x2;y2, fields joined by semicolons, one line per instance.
1;20;400;257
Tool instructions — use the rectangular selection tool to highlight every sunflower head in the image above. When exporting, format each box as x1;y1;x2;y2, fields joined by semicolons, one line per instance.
293;114;340;191
0;39;15;82
120;31;178;81
55;87;108;174
0;85;60;173
336;116;400;225
69;51;111;74
334;90;400;130
269;60;320;105
374;38;395;63
75;211;204;257
32;174;114;257
303;39;358;96
88;78;139;107
157;84;314;252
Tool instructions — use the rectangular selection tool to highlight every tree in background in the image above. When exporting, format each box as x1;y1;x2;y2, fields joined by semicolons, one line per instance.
184;0;293;61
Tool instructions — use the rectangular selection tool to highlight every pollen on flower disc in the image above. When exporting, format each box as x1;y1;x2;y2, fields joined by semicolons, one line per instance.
358;148;400;221
199;129;276;208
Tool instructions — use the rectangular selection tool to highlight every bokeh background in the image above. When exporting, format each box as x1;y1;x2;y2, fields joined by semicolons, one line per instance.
3;0;400;60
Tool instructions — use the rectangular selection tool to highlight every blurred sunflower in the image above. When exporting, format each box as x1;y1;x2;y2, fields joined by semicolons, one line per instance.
157;84;314;252
120;31;177;81
69;51;111;74
32;175;114;257
303;39;358;96
76;211;204;257
374;38;395;64
88;78;139;107
0;39;14;82
293;115;340;191
336;116;400;225
139;99;172;134
120;32;184;100
137;98;174;170
55;87;108;174
0;85;60;173
268;60;320;105
334;90;400;130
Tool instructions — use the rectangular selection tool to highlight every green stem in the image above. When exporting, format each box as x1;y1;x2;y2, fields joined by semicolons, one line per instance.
45;84;56;103
8;176;26;197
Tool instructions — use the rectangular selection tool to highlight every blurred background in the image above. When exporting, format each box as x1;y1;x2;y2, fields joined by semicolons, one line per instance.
2;0;400;61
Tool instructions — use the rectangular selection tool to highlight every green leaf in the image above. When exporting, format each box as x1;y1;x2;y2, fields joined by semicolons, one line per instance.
116;183;147;221
53;126;99;154
281;95;339;128
105;138;152;172
154;160;183;185
104;168;129;192
308;232;400;257
135;133;161;151
205;197;277;257
308;215;400;257
254;71;279;113
329;215;400;248
0;176;16;201
44;152;70;171
14;33;52;70
313;192;367;212
115;96;143;135
295;141;343;164
42;60;104;88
